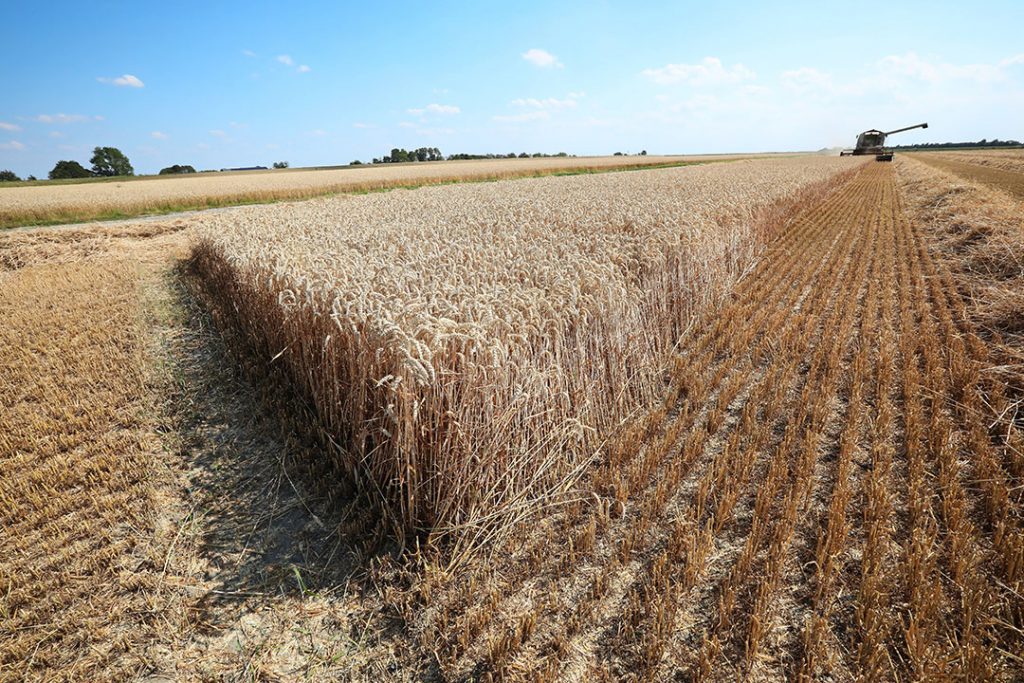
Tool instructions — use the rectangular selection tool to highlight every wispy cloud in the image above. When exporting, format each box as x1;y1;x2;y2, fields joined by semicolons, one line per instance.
48;131;64;138
493;110;550;123
522;48;563;69
0;121;20;132
642;57;755;85
877;52;1003;84
0;140;26;150
242;49;257;58
209;129;227;137
511;92;582;110
407;103;461;116
151;131;168;139
277;54;310;73
308;129;327;136
98;74;145;88
36;113;90;124
398;121;417;128
352;122;376;129
780;52;1020;102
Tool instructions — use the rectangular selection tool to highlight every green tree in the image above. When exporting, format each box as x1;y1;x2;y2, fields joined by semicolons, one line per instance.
0;170;20;182
49;160;92;180
273;161;289;169
90;147;134;176
159;164;197;175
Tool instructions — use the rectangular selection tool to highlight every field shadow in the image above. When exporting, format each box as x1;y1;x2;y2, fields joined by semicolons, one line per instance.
160;260;384;622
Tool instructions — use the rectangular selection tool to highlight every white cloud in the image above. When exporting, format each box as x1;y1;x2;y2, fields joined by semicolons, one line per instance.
197;142;211;150
36;113;90;124
878;52;1003;84
407;103;461;115
98;74;145;88
642;57;755;85
493;111;550;123
781;67;837;94
0;121;20;132
0;140;26;150
398;121;417;128
511;94;581;110
297;64;311;73
209;129;227;137
415;127;455;136
151;131;168;139
49;131;64;138
309;129;327;136
352;122;375;128
1002;54;1024;67
242;49;257;58
522;48;563;69
277;54;294;66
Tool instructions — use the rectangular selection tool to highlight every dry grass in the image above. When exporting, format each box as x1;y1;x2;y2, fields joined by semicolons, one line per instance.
191;156;858;558
0;155;750;230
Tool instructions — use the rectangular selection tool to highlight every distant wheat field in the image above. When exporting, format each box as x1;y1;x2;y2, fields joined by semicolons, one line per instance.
0;154;763;229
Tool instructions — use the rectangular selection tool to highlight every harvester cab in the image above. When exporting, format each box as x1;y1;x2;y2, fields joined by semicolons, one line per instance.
840;122;928;161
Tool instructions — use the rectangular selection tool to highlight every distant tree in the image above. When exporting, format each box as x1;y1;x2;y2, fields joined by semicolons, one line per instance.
350;159;363;165
640;150;648;156
372;157;381;164
159;164;197;175
0;170;20;182
90;147;134;176
613;151;624;156
49;160;92;179
27;175;37;181
518;152;529;158
273;161;289;169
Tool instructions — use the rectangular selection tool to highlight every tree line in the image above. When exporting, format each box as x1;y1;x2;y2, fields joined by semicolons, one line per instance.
368;148;578;164
890;138;1022;150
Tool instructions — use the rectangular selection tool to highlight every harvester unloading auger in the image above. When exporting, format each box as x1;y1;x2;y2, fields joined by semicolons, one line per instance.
840;122;928;161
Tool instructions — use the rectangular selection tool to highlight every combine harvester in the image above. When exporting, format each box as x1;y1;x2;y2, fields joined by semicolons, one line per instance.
841;122;928;161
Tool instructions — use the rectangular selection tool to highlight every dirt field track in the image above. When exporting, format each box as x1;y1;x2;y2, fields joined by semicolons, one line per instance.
1;156;1022;682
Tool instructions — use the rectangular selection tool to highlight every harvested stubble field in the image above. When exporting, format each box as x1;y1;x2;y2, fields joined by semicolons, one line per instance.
1;152;1023;682
0;154;740;230
909;150;1024;200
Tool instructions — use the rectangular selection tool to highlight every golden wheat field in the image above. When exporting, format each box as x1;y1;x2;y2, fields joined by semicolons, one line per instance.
0;155;743;230
2;153;1023;682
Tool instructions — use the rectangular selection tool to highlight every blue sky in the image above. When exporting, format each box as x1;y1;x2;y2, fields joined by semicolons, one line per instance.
2;0;1023;176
